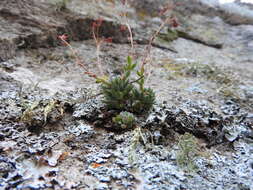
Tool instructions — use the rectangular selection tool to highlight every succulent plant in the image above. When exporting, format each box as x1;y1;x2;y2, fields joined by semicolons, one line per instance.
101;56;155;114
112;111;136;129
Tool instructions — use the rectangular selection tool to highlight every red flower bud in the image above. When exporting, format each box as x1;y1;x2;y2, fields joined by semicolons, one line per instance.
120;25;127;32
92;22;97;28
58;34;68;41
104;37;113;43
121;0;126;5
171;18;179;28
96;18;103;27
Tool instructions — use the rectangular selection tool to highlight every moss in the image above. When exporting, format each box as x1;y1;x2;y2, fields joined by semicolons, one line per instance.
137;10;150;20
164;61;238;84
163;62;187;78
217;85;241;100
51;0;69;11
163;61;242;100
199;29;220;42
158;29;179;42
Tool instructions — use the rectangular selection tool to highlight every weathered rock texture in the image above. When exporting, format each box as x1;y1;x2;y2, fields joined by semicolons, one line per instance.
0;0;253;189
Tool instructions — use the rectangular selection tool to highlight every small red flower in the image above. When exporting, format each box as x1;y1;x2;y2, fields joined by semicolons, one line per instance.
104;37;113;43
171;17;179;28
92;21;98;29
120;25;127;32
159;7;170;16
58;34;68;41
92;18;104;29
98;18;103;26
121;0;126;5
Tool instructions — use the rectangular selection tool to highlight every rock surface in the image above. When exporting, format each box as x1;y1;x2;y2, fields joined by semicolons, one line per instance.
0;0;253;189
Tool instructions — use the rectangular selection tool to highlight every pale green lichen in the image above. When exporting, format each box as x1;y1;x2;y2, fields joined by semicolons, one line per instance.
158;29;179;42
128;127;146;165
20;101;40;126
51;0;69;11
176;133;199;172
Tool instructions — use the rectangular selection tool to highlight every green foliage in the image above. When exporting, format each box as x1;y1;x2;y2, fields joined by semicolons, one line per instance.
131;88;155;113
102;77;134;110
176;133;198;172
112;111;136;129
100;56;155;114
158;29;178;42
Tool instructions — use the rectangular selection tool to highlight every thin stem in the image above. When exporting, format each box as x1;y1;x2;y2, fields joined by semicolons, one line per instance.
60;38;97;79
92;23;104;76
126;22;134;51
96;43;104;76
141;17;170;69
130;76;144;84
141;18;171;84
121;0;134;53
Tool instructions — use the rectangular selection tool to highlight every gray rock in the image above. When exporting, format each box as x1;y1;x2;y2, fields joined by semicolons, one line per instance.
95;183;109;190
110;168;129;180
0;159;15;178
68;122;95;138
73;99;104;121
